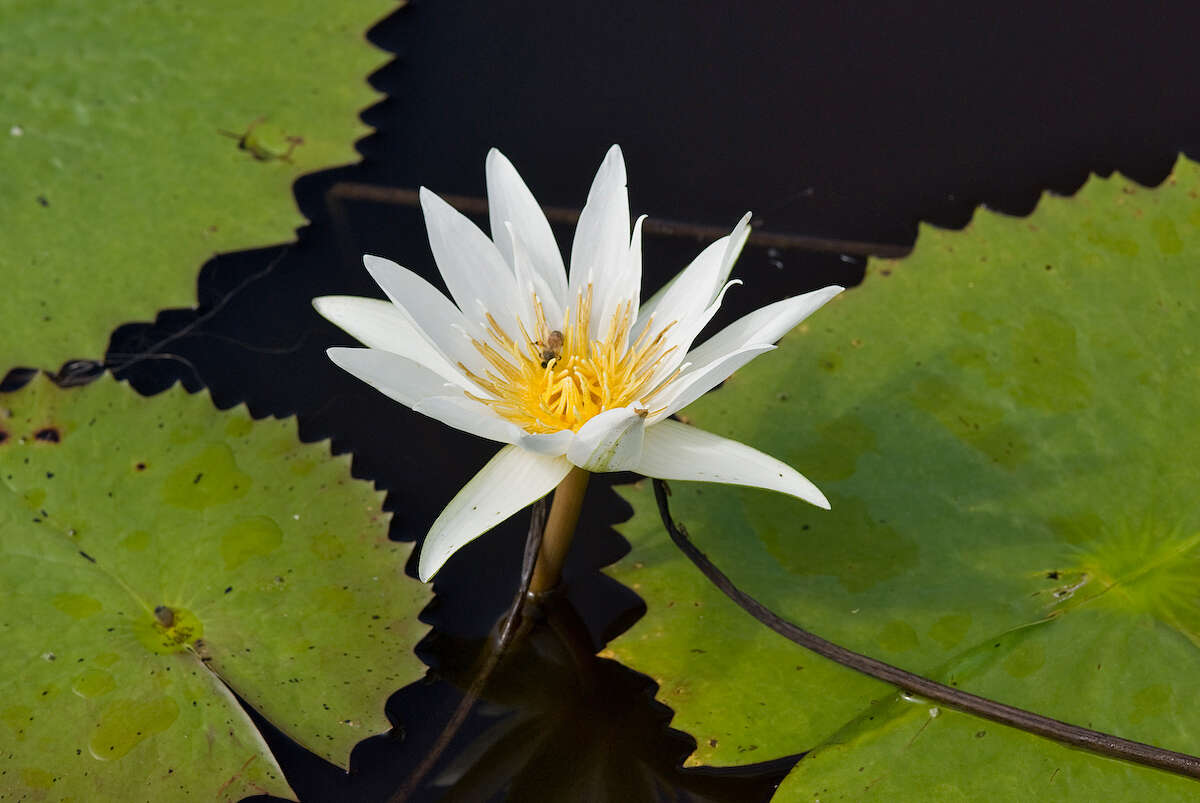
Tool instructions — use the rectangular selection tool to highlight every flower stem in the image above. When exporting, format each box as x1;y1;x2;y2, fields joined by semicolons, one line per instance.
529;467;590;593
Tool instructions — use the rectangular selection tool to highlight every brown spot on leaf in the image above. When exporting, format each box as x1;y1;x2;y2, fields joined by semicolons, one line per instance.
34;427;60;443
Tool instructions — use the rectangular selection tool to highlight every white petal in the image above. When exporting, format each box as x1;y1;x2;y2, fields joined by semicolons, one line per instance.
565;406;646;471
568;145;630;338
313;295;466;387
625;214;646;327
362;255;489;379
327;347;461;407
634;266;680;331
420;187;524;341
517;430;574;456
649;344;774;422
486;149;568;309
720;212;753;281
681;286;845;372
591;210;645;347
507;221;565;332
645;279;741;389
415;396;575;456
633;212;751;339
590;213;646;351
635;420;829;508
634;237;723;338
412;395;523;446
419;446;572;581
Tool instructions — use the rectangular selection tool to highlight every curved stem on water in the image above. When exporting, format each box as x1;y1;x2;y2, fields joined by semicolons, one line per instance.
651;479;1200;783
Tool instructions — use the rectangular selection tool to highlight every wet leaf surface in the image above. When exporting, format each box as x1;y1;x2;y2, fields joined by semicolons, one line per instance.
0;375;429;801
0;0;391;370
607;158;1200;798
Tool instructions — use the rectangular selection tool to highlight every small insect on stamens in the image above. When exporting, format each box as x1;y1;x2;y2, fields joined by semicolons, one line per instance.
537;330;565;368
465;286;686;434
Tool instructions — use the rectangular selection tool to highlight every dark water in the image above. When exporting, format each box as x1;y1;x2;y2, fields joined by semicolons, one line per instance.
91;0;1198;799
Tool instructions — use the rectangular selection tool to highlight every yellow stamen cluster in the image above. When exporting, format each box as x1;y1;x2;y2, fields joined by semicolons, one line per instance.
461;287;679;433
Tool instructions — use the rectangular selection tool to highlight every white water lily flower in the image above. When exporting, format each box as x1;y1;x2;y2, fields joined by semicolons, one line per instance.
315;146;843;581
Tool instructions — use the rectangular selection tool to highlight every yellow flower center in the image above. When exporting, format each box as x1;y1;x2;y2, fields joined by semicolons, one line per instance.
460;287;680;433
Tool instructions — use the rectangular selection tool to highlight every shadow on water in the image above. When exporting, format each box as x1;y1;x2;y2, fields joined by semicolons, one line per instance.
235;590;798;803
100;110;829;803
95;0;1200;800
413;594;798;803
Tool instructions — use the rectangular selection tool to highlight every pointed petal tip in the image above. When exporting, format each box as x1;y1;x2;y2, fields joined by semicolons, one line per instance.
600;144;627;182
636;420;832;510
630;214;647;254
814;284;847;305
784;471;830;510
810;487;832;510
362;253;398;274
312;294;363;325
416;551;439;583
361;254;402;293
418;186;443;211
486;147;514;169
726;213;752;241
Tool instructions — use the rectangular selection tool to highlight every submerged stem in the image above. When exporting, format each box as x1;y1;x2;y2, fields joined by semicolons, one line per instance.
389;499;549;803
529;467;590;592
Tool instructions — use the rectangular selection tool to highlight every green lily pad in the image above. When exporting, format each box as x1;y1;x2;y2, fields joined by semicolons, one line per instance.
779;693;1200;801
0;375;430;801
0;0;392;370
607;157;1200;797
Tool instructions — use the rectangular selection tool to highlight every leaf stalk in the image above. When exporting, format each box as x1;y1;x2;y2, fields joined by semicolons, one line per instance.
651;478;1200;783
